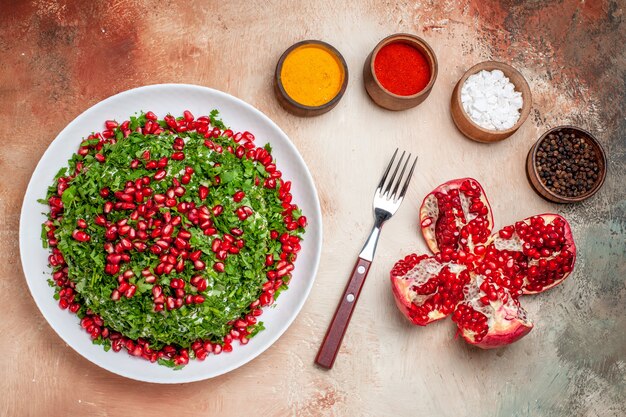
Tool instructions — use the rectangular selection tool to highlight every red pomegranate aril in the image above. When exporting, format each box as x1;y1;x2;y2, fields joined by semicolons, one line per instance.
173;186;186;197
198;186;209;200
183;110;194;122
162;223;174;237
194;260;206;270
95;153;106;163
118;281;130;293
213;262;225;273
233;191;245;202
170;278;184;289
265;254;274;266
72;229;91;242
174;237;187;249
259;292;274;306
212;205;223;216
229;228;243;237
104;120;118;130
154;170;166;181
178;229;192;240
171;152;185;161
77;219;88;229
173;137;185;151
124;285;137;298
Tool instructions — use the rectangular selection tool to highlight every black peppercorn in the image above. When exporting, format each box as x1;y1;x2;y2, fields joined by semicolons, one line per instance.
535;129;600;197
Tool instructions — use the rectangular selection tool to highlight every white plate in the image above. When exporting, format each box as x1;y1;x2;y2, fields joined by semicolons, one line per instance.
19;84;322;383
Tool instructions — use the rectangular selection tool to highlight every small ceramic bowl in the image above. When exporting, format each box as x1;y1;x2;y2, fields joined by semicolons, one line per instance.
451;61;532;143
274;40;348;117
526;125;607;203
363;33;438;111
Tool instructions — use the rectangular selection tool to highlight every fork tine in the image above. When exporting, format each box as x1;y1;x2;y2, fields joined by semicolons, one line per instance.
391;153;411;200
383;151;405;196
398;156;418;200
377;148;398;191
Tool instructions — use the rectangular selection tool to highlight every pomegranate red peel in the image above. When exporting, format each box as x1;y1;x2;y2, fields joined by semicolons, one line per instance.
392;178;576;349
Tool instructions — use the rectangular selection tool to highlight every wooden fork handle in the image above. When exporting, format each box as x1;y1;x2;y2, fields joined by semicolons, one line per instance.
315;257;372;369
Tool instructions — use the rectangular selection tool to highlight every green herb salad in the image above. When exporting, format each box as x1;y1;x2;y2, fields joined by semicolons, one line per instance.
41;110;306;367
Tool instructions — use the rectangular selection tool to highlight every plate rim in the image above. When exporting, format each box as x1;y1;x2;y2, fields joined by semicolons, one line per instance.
19;83;323;383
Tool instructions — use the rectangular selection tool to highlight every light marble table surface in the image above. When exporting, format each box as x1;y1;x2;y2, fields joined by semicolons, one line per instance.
1;1;624;416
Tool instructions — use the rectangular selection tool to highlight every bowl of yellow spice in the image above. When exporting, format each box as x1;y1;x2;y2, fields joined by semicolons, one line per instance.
275;40;348;117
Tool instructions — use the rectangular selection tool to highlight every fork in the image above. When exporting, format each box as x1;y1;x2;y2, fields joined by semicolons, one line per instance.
315;149;417;369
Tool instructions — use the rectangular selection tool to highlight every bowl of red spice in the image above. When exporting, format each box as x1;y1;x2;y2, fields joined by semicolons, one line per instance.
363;33;438;111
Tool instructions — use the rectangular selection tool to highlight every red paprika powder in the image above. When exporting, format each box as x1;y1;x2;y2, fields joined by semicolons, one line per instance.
374;42;431;96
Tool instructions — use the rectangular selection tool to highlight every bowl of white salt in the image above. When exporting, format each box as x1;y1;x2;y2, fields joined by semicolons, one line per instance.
450;61;532;143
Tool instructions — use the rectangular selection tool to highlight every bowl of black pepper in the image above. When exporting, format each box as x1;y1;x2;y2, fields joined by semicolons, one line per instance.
526;126;606;203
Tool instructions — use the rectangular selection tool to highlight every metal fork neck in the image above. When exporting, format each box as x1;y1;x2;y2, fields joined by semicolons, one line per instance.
358;211;389;262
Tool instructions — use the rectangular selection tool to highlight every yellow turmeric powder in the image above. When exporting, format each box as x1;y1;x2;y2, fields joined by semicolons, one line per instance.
280;44;344;107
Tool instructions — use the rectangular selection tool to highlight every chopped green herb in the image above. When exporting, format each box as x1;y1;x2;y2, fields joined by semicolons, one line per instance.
41;111;305;367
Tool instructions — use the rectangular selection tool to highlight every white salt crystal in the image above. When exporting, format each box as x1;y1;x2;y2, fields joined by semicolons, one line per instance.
460;69;524;131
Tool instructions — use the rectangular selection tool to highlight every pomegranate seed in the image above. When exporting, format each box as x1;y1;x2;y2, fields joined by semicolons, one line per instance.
154;169;166;181
233;191;245;202
213;262;225;273
260;292;274;306
199;186;209;200
72;229;91;242
77;219;88;229
124;285;137;298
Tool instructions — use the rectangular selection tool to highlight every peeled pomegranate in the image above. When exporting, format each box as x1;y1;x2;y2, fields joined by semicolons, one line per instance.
486;214;576;295
391;178;576;349
452;273;532;349
390;254;470;325
420;178;493;255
